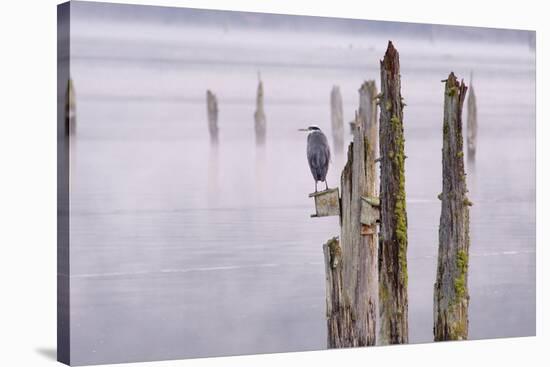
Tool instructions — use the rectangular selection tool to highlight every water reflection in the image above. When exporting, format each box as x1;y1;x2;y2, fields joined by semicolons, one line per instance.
207;144;220;206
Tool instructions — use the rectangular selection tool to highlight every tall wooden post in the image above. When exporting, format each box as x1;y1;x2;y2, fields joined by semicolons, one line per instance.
378;41;409;345
359;80;379;344
206;90;219;144
466;72;477;161
330;86;344;153
434;73;471;341
323;80;379;346
254;76;267;145
341;107;379;346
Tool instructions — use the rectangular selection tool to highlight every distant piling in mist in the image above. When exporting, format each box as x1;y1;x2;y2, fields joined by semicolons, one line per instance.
65;78;76;136
434;73;471;341
254;75;267;145
330;86;344;153
466;72;478;161
378;41;409;345
206;90;219;145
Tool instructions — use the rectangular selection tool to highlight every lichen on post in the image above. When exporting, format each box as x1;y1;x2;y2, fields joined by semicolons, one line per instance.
378;41;409;345
254;75;267;145
434;72;471;341
206;90;219;144
330;86;344;153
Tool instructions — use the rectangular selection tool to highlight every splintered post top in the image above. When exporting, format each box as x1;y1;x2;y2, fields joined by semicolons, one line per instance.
382;41;400;73
445;72;468;103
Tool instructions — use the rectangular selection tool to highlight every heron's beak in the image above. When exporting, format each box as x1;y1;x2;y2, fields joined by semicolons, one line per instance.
298;128;308;132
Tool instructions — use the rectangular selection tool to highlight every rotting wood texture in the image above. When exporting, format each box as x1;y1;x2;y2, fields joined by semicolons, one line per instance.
434;72;471;341
324;84;379;346
323;237;354;348
378;41;409;345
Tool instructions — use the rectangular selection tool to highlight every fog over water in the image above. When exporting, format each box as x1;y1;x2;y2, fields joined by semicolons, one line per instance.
66;2;535;365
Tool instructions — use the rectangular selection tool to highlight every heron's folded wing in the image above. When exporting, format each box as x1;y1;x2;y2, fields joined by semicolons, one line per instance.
307;133;331;171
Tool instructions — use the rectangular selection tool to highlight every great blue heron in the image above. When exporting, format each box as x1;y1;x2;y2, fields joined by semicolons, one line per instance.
299;125;331;192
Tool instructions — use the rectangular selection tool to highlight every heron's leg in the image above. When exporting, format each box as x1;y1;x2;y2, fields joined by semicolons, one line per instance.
315;181;318;193
325;180;328;191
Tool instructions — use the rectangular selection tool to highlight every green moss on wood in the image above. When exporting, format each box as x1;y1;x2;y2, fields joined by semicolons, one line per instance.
449;319;467;340
448;86;459;97
327;237;341;269
454;249;468;300
390;115;400;125
380;281;389;303
395;198;408;286
390;114;408;287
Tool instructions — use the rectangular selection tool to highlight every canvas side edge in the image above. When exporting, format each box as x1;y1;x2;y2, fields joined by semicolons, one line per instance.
57;1;71;365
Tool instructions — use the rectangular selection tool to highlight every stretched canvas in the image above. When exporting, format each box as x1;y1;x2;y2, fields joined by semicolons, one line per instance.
57;1;536;365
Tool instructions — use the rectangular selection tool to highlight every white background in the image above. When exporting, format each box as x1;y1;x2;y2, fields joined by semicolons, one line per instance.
0;0;547;366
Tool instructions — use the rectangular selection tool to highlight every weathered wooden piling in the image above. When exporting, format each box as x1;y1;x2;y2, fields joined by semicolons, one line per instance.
340;109;379;346
434;73;471;341
466;72;478;161
323;237;353;348
323;97;379;346
254;76;267;145
206;90;219;144
378;41;409;345
330;86;344;153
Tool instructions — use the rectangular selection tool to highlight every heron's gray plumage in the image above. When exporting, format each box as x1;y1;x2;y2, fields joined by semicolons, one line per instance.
307;129;331;183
